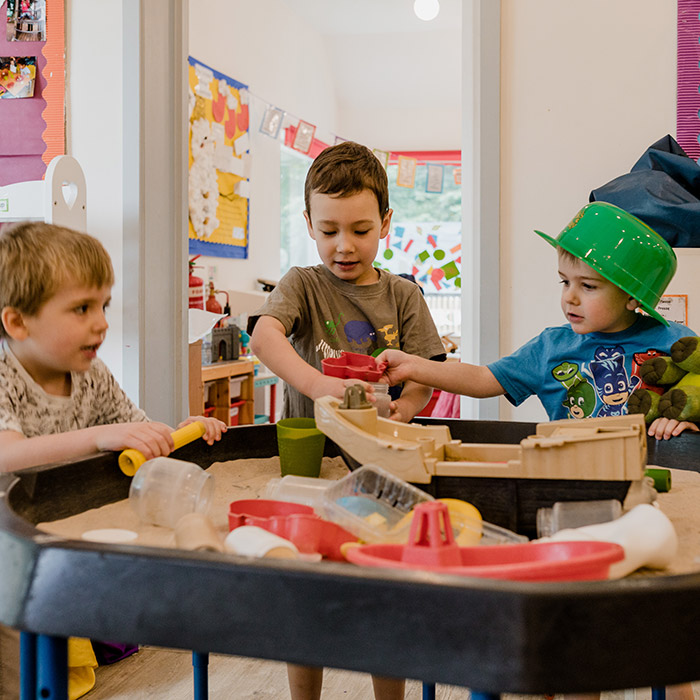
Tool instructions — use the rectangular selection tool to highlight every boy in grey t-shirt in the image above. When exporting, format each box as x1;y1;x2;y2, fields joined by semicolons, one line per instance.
249;141;445;422
249;141;445;700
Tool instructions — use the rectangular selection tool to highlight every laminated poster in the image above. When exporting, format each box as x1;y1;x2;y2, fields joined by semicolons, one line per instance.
188;56;250;259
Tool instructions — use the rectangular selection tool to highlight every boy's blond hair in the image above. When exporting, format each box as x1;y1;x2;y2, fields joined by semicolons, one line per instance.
304;141;390;217
0;222;114;338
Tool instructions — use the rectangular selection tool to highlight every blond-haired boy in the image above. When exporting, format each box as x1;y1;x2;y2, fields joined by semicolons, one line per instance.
0;221;226;472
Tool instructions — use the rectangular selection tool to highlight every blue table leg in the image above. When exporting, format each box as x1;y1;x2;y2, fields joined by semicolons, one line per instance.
470;693;500;700
36;634;68;700
422;681;436;699
652;688;666;700
19;631;37;700
192;651;209;700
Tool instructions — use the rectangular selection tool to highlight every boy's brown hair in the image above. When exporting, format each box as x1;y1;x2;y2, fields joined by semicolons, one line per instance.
304;141;390;217
0;222;114;338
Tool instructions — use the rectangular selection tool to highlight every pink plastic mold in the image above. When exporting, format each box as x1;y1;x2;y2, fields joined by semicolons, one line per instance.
228;499;356;561
321;351;387;382
345;502;624;581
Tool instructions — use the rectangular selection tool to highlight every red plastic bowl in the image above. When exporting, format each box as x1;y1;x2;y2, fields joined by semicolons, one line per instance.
345;540;625;582
228;499;356;561
321;351;387;382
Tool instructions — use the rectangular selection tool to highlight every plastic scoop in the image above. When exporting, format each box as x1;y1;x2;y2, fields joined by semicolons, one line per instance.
119;421;206;476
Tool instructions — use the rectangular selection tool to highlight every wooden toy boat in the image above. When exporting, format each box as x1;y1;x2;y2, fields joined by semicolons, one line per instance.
314;394;648;536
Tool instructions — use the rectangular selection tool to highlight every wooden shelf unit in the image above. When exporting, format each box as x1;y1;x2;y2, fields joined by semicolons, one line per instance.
189;341;255;425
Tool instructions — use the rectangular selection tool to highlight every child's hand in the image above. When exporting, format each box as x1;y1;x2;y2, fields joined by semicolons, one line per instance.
310;374;374;402
93;421;175;459
375;349;417;386
648;417;700;440
179;415;227;445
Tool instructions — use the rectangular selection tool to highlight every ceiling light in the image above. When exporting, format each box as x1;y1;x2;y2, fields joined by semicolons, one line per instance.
414;0;440;22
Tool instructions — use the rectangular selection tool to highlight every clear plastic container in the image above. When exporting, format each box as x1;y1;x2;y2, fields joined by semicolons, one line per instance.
536;499;622;538
368;383;391;418
129;457;215;528
263;475;336;508
320;464;526;545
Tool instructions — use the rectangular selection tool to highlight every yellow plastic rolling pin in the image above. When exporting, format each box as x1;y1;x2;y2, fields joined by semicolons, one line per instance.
118;421;207;476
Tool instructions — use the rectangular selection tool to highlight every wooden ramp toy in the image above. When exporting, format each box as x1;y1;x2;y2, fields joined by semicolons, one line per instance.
314;392;649;537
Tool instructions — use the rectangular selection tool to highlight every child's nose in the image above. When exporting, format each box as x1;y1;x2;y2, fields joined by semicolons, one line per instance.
563;286;578;304
94;311;109;332
335;230;355;252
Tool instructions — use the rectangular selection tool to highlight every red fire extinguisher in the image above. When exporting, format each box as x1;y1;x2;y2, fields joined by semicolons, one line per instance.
189;255;204;310
206;282;230;328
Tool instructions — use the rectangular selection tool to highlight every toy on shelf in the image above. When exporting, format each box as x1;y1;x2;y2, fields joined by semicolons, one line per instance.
315;387;651;536
628;335;700;423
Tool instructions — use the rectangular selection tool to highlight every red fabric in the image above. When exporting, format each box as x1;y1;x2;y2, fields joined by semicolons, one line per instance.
430;391;460;419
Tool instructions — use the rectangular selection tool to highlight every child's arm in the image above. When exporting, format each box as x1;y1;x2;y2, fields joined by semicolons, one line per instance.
647;417;700;441
250;315;373;401
0;421;176;473
377;349;505;398
389;380;433;423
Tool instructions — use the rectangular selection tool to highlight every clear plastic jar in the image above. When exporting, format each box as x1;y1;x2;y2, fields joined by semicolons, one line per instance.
536;499;622;538
369;382;391;418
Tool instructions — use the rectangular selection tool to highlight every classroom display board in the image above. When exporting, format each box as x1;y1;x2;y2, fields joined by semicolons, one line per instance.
0;0;64;186
188;56;250;259
375;221;461;293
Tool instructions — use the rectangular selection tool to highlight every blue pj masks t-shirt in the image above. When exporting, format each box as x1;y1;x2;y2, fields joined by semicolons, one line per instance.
488;315;695;420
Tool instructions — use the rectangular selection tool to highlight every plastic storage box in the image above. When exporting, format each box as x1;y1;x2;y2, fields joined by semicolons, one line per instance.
321;464;527;545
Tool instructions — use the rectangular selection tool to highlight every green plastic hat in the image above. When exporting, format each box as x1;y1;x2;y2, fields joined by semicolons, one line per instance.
535;202;676;326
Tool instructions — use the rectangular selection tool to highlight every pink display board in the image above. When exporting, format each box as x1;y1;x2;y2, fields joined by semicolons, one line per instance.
0;0;64;186
677;1;700;161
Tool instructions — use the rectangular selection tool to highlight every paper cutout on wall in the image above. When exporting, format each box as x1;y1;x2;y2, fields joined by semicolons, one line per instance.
188;56;249;259
396;155;417;188
375;222;461;292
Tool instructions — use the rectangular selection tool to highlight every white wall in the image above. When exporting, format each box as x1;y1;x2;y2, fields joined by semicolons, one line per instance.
498;0;677;422
66;0;124;384
188;0;338;296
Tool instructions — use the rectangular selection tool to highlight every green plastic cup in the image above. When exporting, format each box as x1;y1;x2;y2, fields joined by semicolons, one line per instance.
276;418;326;478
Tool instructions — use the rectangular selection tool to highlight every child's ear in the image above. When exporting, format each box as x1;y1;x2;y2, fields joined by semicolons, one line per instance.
379;209;393;240
626;298;640;312
1;307;28;341
303;210;316;240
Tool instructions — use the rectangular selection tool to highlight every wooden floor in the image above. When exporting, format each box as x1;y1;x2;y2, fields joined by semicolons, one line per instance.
89;646;468;699
88;647;700;700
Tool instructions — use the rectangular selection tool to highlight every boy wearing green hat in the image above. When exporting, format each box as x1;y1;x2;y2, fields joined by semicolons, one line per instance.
376;202;698;440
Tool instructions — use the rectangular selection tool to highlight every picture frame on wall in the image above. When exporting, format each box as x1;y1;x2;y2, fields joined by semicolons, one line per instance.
6;0;47;42
0;56;36;98
260;105;284;139
292;120;316;154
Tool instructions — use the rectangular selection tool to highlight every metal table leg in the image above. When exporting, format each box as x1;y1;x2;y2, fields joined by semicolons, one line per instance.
422;681;436;699
36;634;68;700
20;631;36;700
192;651;209;700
